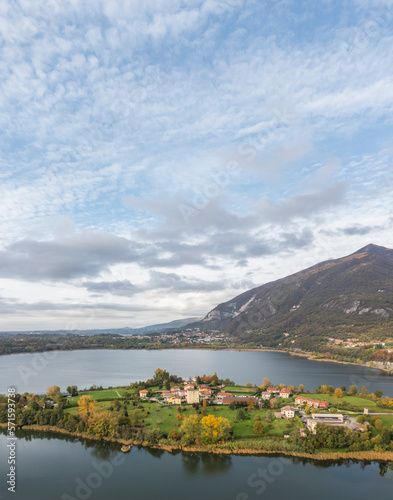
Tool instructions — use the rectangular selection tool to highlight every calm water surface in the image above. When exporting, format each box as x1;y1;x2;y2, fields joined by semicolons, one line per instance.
0;349;391;396
0;431;392;500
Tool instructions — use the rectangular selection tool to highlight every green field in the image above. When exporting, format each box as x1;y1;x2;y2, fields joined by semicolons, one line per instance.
224;386;257;393
64;394;304;439
297;393;387;411
378;414;393;428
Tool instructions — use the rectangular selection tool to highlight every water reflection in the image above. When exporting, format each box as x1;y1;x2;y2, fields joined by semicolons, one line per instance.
182;452;232;475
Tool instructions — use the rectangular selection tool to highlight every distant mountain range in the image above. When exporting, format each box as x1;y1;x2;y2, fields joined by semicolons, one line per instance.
187;244;393;349
0;318;202;336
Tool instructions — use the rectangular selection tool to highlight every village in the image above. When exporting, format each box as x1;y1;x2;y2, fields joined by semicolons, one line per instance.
138;377;370;435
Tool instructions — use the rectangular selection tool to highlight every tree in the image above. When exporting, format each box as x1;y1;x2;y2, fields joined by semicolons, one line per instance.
299;384;304;393
181;415;201;445
89;412;116;437
77;395;96;418
334;388;343;399
168;430;180;441
265;410;274;422
262;377;272;388
66;385;78;396
46;386;62;401
200;415;232;444
236;408;246;422
203;399;207;408
253;421;265;435
349;385;358;396
361;385;369;396
270;398;279;409
375;418;383;431
374;389;383;399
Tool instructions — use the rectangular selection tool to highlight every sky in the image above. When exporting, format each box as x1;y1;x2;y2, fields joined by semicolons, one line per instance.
0;0;393;331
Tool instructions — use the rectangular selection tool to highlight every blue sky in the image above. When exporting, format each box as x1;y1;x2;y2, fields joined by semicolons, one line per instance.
0;0;392;330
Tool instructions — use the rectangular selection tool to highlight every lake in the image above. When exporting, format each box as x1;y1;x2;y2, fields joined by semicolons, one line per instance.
0;430;392;500
0;349;392;396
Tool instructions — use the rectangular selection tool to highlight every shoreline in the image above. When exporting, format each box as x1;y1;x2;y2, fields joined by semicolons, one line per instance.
2;423;393;462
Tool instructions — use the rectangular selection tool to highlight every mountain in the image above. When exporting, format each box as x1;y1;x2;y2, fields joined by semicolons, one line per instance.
0;318;203;336
120;317;203;335
189;244;393;349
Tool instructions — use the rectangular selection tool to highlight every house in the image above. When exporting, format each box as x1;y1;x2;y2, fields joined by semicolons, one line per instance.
198;384;212;393
279;388;291;398
139;390;148;399
281;406;295;418
216;392;233;401
161;391;172;401
267;387;280;394
169;396;182;405
261;391;271;400
295;397;329;409
184;384;194;391
222;396;259;406
186;389;200;404
171;387;186;397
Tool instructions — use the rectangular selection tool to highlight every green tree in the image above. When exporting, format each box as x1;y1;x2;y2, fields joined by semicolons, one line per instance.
236;408;246;422
253;421;265;435
181;415;201;445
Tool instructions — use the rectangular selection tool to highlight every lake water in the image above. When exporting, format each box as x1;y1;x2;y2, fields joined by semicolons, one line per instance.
0;349;392;396
1;431;392;500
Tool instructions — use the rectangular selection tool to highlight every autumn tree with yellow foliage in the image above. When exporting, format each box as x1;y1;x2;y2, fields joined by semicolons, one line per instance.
77;395;96;419
334;388;343;398
46;386;61;401
200;414;232;445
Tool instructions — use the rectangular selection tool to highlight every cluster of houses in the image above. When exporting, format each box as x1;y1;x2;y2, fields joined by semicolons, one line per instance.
294;396;330;409
139;383;217;405
261;387;291;400
139;383;332;425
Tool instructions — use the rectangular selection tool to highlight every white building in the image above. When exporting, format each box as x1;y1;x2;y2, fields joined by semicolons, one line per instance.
186;389;200;404
281;406;295;418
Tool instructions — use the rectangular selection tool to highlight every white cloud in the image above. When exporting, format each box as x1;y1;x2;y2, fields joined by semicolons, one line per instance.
0;0;392;328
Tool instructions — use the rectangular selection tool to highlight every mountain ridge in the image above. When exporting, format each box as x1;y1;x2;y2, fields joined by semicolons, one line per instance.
187;244;393;349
